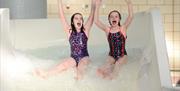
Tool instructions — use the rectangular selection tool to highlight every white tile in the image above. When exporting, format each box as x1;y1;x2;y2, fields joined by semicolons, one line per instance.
164;23;173;32
138;5;151;12
174;14;180;23
164;0;173;5
165;32;173;40
174;5;180;14
148;0;164;5
175;0;180;5
158;5;173;14
174;32;180;41
174;41;180;50
174;23;180;32
164;14;173;23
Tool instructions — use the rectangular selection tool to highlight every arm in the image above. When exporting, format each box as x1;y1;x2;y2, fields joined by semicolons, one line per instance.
94;0;109;33
123;0;133;30
84;0;96;33
57;0;70;33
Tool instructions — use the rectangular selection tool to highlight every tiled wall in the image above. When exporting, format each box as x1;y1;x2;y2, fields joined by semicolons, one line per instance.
47;0;180;85
0;0;47;19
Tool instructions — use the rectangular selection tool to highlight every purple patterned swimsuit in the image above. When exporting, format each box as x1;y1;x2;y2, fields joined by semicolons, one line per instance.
69;31;89;66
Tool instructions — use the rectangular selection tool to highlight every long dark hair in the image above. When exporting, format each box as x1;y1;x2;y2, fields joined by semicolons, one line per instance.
70;13;85;34
108;10;121;26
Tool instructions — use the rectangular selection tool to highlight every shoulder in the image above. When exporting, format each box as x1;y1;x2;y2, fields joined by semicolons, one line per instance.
104;27;111;36
105;27;111;33
120;25;127;32
67;28;73;37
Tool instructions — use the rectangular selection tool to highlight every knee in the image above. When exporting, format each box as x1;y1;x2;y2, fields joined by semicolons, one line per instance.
81;60;89;65
80;57;90;65
64;60;76;67
115;60;123;65
108;61;115;65
116;56;127;64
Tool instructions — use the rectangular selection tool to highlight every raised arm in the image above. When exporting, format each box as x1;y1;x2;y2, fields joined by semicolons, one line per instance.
84;0;96;33
57;0;70;33
123;0;133;30
94;0;109;33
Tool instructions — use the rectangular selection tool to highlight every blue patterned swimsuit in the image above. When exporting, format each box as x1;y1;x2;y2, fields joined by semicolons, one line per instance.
108;31;127;61
69;31;89;66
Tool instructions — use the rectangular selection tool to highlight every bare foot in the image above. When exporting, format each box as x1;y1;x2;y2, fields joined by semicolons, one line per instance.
74;74;83;80
96;66;113;78
96;67;116;80
105;72;118;80
74;76;80;80
99;66;114;78
96;68;107;79
104;73;114;80
34;69;48;79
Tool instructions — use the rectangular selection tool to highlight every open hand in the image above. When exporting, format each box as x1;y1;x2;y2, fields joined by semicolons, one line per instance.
125;0;132;4
96;0;102;5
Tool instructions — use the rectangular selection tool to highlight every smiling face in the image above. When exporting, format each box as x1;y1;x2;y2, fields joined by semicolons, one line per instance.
71;13;84;32
108;11;121;27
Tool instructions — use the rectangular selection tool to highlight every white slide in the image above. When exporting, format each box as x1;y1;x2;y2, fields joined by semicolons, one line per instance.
1;8;179;91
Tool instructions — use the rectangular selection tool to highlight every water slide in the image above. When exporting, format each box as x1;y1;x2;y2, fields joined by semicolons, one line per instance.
0;8;178;91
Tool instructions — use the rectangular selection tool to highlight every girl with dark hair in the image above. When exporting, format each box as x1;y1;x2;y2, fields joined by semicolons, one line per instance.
94;0;133;80
35;0;95;80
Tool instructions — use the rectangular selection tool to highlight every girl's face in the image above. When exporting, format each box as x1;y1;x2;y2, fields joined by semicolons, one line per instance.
109;12;120;27
73;14;83;31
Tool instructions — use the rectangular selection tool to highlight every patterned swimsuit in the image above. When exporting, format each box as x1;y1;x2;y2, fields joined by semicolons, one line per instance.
69;31;89;66
108;30;127;61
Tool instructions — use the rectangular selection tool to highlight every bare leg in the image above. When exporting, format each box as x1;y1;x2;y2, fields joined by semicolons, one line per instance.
106;55;127;80
75;57;90;80
34;57;76;79
96;56;115;79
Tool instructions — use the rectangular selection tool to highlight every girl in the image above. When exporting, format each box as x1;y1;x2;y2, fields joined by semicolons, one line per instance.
95;0;133;79
35;0;96;80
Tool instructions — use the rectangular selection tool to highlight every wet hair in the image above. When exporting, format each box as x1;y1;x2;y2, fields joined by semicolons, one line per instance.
108;10;121;26
70;13;85;34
